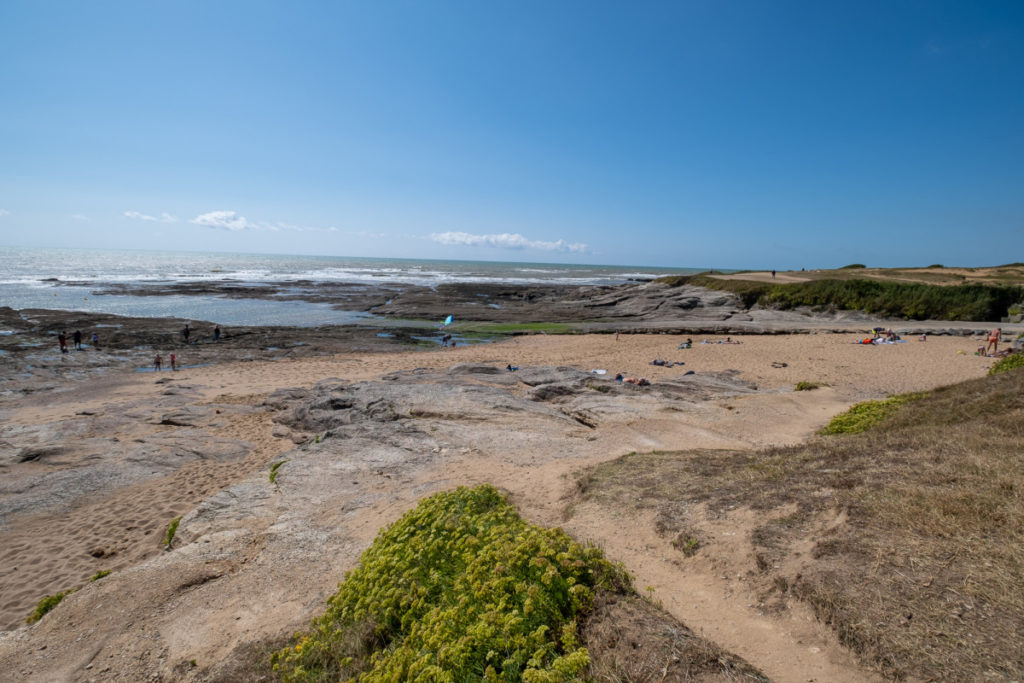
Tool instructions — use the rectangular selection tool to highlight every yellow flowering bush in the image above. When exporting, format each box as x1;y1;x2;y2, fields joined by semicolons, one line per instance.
272;485;627;682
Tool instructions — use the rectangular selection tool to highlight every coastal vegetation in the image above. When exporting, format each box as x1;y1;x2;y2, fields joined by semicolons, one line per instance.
819;392;927;434
27;590;74;624
269;459;288;483
657;274;1024;321
163;516;182;549
574;368;1024;680
271;485;763;682
989;353;1024;375
272;485;626;681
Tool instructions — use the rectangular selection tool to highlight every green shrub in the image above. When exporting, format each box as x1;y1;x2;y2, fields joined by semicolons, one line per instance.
795;381;825;391
89;570;111;582
272;485;627;682
820;392;927;434
27;590;74;623
840;263;867;269
163;516;182;548
686;276;1023;321
989;353;1024;376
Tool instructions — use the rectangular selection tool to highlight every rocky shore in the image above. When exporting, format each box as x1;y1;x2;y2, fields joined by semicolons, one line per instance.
4;278;1015;394
0;279;1018;682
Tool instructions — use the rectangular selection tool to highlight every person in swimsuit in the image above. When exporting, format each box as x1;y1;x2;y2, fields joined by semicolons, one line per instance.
986;328;1001;355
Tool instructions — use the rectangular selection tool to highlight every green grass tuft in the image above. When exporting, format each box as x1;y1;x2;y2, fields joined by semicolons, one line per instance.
163;516;182;548
27;590;74;624
89;569;111;582
795;381;826;391
989;353;1024;376
272;484;628;682
820;392;927;434
269;459;289;483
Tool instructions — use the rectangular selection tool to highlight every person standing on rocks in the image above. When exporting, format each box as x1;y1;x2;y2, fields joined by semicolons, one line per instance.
213;325;221;342
58;331;68;354
182;324;191;344
91;331;99;349
73;330;82;350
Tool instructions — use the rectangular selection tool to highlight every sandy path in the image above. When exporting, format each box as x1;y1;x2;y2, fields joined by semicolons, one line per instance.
709;271;812;283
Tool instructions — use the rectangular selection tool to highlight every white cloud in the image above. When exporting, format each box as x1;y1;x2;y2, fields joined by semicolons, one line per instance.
190;210;254;231
72;214;91;222
190;210;336;233
0;209;9;217
429;231;588;253
125;210;177;223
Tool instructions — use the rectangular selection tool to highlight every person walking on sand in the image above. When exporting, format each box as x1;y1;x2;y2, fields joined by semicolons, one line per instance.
154;354;162;371
58;331;68;354
170;353;176;371
771;269;776;279
73;329;82;350
986;327;1001;355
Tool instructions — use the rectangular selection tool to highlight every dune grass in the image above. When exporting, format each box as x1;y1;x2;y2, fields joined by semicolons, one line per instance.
574;369;1024;680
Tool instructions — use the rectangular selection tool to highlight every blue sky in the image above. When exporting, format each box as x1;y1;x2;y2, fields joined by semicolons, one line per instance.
1;1;1022;269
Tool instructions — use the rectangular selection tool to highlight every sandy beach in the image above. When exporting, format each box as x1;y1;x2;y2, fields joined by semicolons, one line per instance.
181;331;994;399
0;329;1001;681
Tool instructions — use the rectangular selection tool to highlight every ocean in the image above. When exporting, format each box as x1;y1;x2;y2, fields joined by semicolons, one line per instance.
0;247;703;326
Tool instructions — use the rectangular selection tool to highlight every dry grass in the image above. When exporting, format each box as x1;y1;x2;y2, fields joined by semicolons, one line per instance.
574;369;1024;681
582;591;767;682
